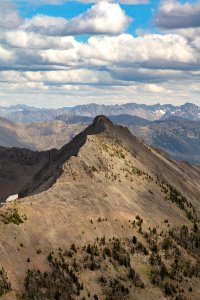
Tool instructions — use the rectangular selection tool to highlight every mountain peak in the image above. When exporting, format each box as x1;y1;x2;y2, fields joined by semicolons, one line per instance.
92;115;113;131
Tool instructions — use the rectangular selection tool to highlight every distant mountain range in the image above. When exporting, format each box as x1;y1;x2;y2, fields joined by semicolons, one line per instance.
0;102;200;123
0;104;71;123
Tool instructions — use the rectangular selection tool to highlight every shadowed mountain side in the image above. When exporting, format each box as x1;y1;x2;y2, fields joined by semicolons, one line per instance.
0;147;56;202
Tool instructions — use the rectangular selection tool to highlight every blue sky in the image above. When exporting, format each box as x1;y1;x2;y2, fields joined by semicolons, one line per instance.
0;0;200;107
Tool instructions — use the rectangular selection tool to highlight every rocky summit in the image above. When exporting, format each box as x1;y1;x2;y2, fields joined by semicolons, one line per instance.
0;116;199;300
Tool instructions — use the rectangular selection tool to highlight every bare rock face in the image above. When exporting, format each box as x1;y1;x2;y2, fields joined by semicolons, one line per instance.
0;116;200;299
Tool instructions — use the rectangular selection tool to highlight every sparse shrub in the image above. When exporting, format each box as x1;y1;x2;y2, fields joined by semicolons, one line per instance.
129;267;144;288
165;282;177;295
103;247;111;257
0;267;11;296
162;237;172;250
152;272;162;286
132;236;137;244
71;243;77;253
160;263;168;280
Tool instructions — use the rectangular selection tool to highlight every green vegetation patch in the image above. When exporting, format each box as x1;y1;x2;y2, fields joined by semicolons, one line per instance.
0;208;24;225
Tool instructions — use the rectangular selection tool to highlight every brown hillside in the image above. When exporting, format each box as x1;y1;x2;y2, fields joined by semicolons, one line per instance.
0;116;199;300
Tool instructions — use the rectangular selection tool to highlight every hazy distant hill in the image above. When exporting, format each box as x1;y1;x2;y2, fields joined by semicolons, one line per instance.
0;116;199;299
125;118;200;165
1;102;200;123
55;114;92;124
0;116;86;151
109;114;151;126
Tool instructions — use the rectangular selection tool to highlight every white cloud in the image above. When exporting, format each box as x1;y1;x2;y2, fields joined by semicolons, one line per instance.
0;46;14;62
155;0;200;29
143;84;166;93
39;32;199;70
4;30;78;50
21;15;67;33
64;1;131;35
22;2;131;36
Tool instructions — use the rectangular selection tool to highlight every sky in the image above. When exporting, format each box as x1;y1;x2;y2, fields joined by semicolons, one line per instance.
0;0;200;108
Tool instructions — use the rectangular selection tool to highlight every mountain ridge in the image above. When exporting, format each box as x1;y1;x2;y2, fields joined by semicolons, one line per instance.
0;116;200;299
17;115;200;204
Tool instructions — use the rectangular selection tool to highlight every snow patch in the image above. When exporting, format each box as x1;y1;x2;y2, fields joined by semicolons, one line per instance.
6;194;18;202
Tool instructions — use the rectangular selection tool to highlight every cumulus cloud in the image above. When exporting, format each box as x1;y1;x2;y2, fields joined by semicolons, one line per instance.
3;30;78;50
21;15;67;34
1;31;200;74
22;2;131;36
155;0;200;29
0;46;14;65
143;84;166;93
77;34;198;69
